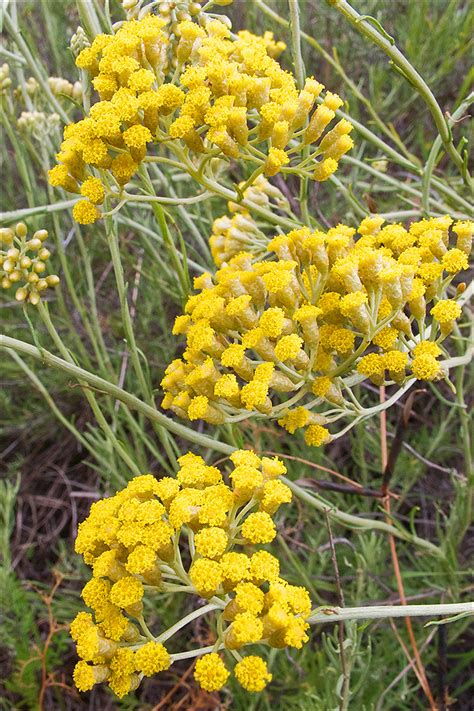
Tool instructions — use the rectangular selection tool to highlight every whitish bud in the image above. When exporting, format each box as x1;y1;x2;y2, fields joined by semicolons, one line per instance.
34;229;49;242
2;259;15;273
25;77;39;95
33;261;46;273
0;228;14;245
72;81;82;101
0;63;11;93
70;26;90;57
48;113;60;129
29;291;41;305
0;63;10;81
15;222;28;238
26;239;42;251
15;287;28;301
46;275;60;287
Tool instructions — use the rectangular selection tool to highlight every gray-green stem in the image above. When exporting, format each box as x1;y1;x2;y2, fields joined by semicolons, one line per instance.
308;602;473;624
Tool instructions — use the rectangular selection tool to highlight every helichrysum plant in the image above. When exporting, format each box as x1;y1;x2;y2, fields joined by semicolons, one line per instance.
162;216;472;445
72;450;311;697
0;222;60;304
47;12;352;224
2;0;472;706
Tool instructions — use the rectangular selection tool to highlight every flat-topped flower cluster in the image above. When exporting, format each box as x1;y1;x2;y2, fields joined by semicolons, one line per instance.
72;450;311;697
48;12;352;224
162;216;472;445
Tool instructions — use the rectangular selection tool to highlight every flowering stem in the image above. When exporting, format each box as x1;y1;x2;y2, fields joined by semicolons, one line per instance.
308;602;473;625
171;644;222;662
156;604;222;644
175;147;302;232
2;330;466;558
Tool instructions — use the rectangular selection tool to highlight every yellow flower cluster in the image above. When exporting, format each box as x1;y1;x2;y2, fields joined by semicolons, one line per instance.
162;216;471;444
48;12;351;223
0;222;59;304
72;450;311;697
210;175;292;266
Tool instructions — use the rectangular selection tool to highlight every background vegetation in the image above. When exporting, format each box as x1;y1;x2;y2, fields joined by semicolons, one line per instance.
1;1;472;709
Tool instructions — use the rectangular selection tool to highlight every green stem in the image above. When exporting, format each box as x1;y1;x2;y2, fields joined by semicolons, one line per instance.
76;0;103;37
283;478;444;557
105;216;179;469
7;350;93;454
288;0;311;225
0;334;235;455
0;199;79;223
288;0;305;90
327;0;471;184
139;166;191;300
36;302;142;475
421;93;474;215
308;602;473;625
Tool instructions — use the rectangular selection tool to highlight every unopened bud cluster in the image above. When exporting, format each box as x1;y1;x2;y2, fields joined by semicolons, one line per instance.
162;216;472;445
17;111;60;140
210;175;292;265
0;63;12;93
48;11;352;224
72;450;310;697
48;76;83;100
0;223;59;304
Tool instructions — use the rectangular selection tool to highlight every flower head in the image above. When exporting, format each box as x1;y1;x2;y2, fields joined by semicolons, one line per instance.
164;216;468;443
194;653;230;692
49;12;351;224
72;452;309;698
234;656;272;692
